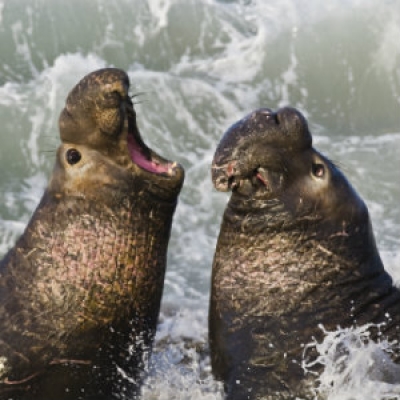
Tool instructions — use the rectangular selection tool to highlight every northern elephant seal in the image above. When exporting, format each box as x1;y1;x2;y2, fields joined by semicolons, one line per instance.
0;68;184;399
209;107;400;399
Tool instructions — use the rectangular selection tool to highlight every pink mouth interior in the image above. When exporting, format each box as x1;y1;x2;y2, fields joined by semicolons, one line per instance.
127;133;170;174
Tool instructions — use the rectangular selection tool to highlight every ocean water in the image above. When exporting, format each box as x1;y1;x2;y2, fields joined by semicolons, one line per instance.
0;0;399;398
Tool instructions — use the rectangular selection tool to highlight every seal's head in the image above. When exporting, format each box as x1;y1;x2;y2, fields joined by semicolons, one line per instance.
56;67;184;201
212;107;370;232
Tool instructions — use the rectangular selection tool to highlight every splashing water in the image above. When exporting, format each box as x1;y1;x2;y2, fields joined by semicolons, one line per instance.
304;324;400;400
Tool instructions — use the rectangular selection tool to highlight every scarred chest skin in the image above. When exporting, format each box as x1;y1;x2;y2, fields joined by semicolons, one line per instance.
1;189;174;361
209;107;400;400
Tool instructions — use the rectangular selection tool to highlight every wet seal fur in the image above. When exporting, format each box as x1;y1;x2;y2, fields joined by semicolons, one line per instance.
0;68;184;399
209;107;400;399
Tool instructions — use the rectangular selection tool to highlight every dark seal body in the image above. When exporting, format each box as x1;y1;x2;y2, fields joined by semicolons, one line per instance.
0;68;184;400
209;107;400;399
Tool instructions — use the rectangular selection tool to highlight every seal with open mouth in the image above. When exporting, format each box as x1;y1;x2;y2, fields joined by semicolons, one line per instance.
209;107;400;399
0;68;184;399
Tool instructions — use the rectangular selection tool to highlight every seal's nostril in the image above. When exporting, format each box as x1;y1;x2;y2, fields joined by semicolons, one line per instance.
260;108;274;118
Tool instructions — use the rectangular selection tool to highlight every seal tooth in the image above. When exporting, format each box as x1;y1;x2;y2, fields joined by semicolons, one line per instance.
168;162;178;175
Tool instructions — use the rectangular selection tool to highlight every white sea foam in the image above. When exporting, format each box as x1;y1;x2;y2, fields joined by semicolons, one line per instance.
304;324;400;400
142;305;224;400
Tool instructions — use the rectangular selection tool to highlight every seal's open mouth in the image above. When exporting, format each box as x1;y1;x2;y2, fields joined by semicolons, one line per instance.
126;105;177;176
127;134;172;175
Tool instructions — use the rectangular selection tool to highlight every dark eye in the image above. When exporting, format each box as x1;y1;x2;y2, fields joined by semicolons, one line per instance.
66;149;81;165
312;163;325;178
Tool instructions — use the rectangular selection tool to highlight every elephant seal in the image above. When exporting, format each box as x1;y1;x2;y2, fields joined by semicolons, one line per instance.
209;107;400;399
0;68;184;399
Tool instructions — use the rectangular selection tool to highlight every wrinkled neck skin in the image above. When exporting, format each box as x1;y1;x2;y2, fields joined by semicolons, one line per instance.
216;189;396;322
210;191;399;400
0;175;177;390
228;187;375;248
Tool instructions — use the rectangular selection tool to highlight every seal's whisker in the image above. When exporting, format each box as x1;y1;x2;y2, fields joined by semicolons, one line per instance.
40;135;60;142
130;91;150;99
39;148;57;154
331;159;347;172
132;99;150;106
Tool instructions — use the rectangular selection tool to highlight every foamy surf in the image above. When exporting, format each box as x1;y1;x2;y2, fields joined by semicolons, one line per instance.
305;324;400;400
142;306;224;400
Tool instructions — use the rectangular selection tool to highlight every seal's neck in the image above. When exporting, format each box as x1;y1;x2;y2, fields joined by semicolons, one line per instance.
224;192;318;236
14;189;177;332
217;191;388;294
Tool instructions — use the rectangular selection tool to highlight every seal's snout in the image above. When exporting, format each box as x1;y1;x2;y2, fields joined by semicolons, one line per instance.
59;68;130;146
212;107;312;194
274;107;312;149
